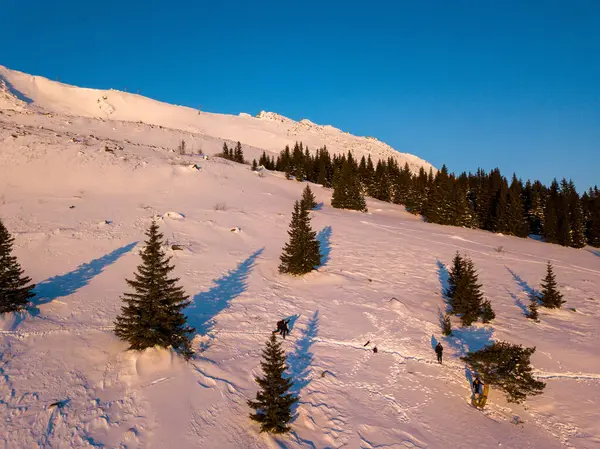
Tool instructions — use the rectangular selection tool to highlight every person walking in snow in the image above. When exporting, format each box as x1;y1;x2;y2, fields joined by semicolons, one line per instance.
472;377;483;398
435;342;444;364
273;318;290;339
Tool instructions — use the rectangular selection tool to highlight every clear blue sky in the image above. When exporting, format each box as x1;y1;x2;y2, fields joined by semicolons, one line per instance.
2;0;599;190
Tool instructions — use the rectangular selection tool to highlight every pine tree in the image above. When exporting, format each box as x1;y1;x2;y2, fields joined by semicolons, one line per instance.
247;333;298;433
234;141;245;163
452;257;486;326
0;219;35;314
251;159;258;171
440;311;452;336
279;201;321;275
222;142;230;160
526;293;539;321
114;221;195;359
446;252;464;305
461;341;546;403
538;261;564;309
480;299;495;323
300;184;317;211
331;160;367;212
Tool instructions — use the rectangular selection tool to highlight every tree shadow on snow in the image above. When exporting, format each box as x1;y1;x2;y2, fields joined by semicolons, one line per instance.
445;326;494;359
186;248;264;338
436;260;451;312
506;288;529;317
32;242;138;310
286;310;319;422
431;334;439;352
590;249;600;258
283;313;301;334
316;226;332;267
506;266;540;298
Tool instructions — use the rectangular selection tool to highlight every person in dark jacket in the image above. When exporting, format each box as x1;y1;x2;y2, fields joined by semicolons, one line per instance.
435;342;444;364
472;377;483;398
273;319;290;339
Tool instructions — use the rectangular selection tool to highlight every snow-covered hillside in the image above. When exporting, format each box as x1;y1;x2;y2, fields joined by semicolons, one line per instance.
0;65;434;173
1;69;600;449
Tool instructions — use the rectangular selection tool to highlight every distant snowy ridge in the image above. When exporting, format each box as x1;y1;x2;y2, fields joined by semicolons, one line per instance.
0;64;435;174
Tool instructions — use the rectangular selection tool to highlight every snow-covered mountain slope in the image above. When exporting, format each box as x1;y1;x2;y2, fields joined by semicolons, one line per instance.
1;104;600;449
0;65;434;173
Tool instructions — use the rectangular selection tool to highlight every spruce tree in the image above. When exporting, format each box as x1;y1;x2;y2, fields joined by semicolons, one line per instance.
480;299;495;323
222;142;230;160
526;293;539;321
461;341;546;403
279;201;321;275
452;257;487;326
331;160;367;212
300;184;317;211
234;141;245;163
114;221;195;359
440;311;452;336
538;261;564;309
247;333;298;433
251;159;258;171
0;219;35;314
446;252;464;305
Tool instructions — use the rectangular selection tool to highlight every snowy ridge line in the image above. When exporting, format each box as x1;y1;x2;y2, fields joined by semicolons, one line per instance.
361;221;600;276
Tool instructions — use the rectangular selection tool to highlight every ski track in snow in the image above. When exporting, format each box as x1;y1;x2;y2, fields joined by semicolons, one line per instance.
1;73;600;448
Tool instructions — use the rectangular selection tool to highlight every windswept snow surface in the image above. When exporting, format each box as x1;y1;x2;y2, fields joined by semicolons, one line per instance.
1;74;600;449
0;65;434;174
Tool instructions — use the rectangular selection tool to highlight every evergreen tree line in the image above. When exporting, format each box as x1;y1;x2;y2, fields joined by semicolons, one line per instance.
257;142;600;248
220;141;246;164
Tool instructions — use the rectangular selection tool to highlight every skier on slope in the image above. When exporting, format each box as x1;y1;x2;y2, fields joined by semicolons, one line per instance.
273;318;290;339
435;342;444;364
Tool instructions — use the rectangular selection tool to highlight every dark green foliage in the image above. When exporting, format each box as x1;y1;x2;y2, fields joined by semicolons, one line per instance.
114;221;195;359
440;311;452;336
220;141;245;163
300;184;317;211
279;201;321;275
247;333;298;433
480;299;495;323
0;219;35;314
331;160;367;212
538;262;564;309
461;341;546;403
447;254;491;326
527;293;539;321
264;142;600;250
251;159;258;171
233;141;245;163
446;252;463;303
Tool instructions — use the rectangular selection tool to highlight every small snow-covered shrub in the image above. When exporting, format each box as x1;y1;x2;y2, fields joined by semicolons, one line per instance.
214;202;227;211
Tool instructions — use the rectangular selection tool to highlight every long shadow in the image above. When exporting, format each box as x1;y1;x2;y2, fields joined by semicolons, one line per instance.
283;313;301;334
431;334;439;352
436;260;451;312
187;248;264;337
506;288;529;317
316;226;332;267
590;249;600;258
33;242;138;307
0;74;33;104
446;326;494;359
286;310;319;421
506;266;539;298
